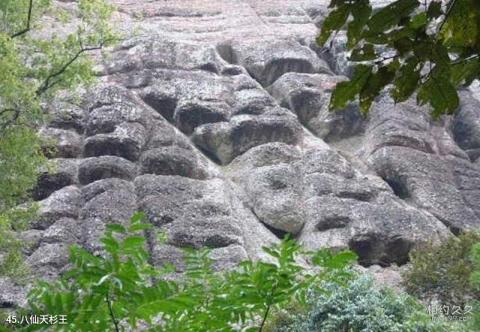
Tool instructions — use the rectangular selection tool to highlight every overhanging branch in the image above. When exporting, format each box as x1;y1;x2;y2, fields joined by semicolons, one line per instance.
36;42;105;96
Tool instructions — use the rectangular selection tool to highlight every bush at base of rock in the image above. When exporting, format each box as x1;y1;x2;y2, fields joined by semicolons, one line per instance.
274;276;463;332
403;231;480;307
11;212;358;332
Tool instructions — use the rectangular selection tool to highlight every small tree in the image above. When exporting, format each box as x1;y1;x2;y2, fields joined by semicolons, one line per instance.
0;0;116;277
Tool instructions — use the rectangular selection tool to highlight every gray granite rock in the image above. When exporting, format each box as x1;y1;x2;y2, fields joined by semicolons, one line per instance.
78;156;138;184
33;186;83;230
139;146;208;179
452;92;480;161
192;111;303;164
269;72;364;141
226;38;332;86
33;158;79;200
7;0;480;309
40;127;83;158
84;122;147;161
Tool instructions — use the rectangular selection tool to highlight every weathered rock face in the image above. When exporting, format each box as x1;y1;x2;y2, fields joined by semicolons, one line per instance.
2;0;480;307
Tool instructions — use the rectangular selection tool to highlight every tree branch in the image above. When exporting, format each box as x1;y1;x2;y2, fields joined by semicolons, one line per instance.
374;54;399;65
36;42;104;96
259;283;278;332
0;108;21;132
106;291;120;332
10;0;33;39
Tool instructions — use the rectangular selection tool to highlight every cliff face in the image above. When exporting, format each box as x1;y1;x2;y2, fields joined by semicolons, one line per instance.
2;0;480;307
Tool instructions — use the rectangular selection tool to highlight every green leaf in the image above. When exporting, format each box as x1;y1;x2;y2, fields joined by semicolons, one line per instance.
123;236;145;250
312;249;358;269
367;0;420;34
391;58;421;102
451;58;480;87
359;64;397;114
427;1;442;18
347;0;372;49
413;39;432;59
128;223;152;232
409;12;427;29
317;4;350;46
393;37;413;56
417;66;460;117
330;64;372;110
106;223;126;234
431;43;451;66
350;44;377;61
130;211;146;224
101;237;119;252
440;0;478;48
95;273;111;286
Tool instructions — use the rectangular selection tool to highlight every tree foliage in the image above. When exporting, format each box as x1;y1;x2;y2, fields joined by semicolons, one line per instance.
0;0;116;277
282;275;458;332
319;0;480;116
7;213;358;332
403;231;480;306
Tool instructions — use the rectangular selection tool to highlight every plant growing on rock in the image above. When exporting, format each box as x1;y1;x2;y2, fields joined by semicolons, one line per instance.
0;0;116;277
10;212;358;332
319;0;480;116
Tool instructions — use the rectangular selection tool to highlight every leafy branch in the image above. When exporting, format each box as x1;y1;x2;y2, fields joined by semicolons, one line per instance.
36;40;107;96
319;0;480;117
0;0;116;280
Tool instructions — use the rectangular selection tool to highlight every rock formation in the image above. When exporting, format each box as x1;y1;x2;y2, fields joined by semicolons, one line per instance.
2;0;480;307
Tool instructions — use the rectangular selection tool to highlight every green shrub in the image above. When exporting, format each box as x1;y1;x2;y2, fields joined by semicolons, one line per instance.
282;275;459;332
403;232;480;306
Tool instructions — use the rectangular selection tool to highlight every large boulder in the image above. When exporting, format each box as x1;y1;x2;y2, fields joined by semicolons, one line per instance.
139;146;209;179
80;179;138;251
362;96;480;233
40;127;83;158
192;110;303;164
33;159;79;200
174;100;230;135
228;142;450;265
269;72;364;141
33;186;83;230
224;38;332;86
452;92;480;161
135;175;277;268
78;156;138;185
107;38;228;75
84;122;147;161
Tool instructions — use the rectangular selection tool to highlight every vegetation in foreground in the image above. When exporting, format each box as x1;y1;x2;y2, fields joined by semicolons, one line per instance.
0;0;116;278
0;213;478;331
